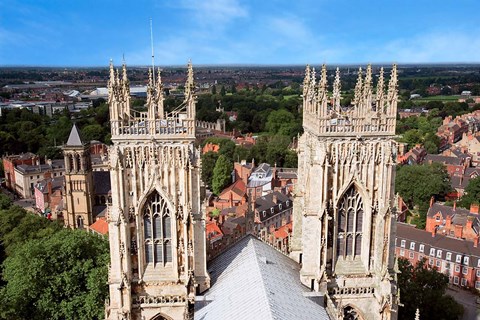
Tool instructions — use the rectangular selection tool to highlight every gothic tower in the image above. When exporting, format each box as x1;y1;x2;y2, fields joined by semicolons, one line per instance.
63;124;95;229
291;65;399;319
106;62;210;320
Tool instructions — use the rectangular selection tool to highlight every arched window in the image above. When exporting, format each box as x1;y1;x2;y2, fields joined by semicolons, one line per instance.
336;186;364;259
143;191;172;266
76;215;84;229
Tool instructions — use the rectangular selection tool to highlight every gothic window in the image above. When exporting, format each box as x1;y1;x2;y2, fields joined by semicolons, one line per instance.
343;306;362;320
336;186;364;259
76;216;84;229
143;191;172;266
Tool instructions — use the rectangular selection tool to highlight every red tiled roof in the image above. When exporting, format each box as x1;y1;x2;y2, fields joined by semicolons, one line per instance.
90;218;108;235
219;179;247;198
273;222;293;239
206;222;223;241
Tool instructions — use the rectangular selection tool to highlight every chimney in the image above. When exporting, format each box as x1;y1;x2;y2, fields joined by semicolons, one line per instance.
229;192;233;207
273;193;278;204
431;226;436;237
430;196;435;208
474;236;479;248
453;201;456;211
47;179;52;195
470;204;479;215
446;215;452;229
252;158;255;169
44;171;52;179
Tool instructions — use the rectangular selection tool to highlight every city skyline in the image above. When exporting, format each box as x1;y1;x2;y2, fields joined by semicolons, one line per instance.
1;0;480;67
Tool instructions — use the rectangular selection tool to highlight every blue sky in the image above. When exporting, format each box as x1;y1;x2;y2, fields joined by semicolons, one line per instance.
1;0;479;66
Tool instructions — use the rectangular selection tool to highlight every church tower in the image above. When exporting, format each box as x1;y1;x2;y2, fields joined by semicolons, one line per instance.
291;65;399;319
106;61;210;320
63;124;95;229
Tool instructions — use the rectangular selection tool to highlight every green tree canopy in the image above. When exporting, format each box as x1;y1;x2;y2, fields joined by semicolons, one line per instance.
201;151;219;187
212;155;233;195
398;258;463;320
458;176;480;210
265;109;301;137
396;163;451;209
0;230;109;320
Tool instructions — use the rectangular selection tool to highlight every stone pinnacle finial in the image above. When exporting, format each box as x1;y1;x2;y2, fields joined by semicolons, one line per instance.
387;64;398;116
332;67;341;113
353;67;363;110
415;308;420;320
376;67;385;113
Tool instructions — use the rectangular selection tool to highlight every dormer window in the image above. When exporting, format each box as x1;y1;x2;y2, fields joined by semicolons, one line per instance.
270;208;274;214
262;211;266;218
286;200;290;207
279;204;282;210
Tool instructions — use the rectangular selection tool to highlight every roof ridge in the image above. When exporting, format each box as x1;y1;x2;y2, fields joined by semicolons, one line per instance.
249;239;275;320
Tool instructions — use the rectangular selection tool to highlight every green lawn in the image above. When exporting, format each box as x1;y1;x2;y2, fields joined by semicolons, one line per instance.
415;95;461;102
283;94;299;100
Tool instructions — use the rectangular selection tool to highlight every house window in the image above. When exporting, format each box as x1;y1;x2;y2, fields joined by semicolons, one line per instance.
418;255;423;261
461;278;467;286
430;248;435;256
409;252;414;259
419;244;425;253
445;262;450;270
476;281;480;289
454;276;459;285
410;242;415;250
455;265;460;273
143;191;172;266
262;211;266;218
435;215;440;222
456;254;462;263
476;269;480;277
429;258;434;265
436;260;441;268
270;208;274;214
446;252;452;261
279;204;282;210
401;240;406;248
463;267;468;275
286;200;290;207
400;249;405;257
336;186;364;259
437;250;442;258
464;257;470;265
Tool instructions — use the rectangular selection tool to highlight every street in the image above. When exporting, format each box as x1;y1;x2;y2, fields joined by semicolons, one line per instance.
447;287;480;320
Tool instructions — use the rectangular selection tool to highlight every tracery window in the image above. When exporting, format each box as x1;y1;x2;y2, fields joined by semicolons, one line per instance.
143;191;172;266
336;186;363;259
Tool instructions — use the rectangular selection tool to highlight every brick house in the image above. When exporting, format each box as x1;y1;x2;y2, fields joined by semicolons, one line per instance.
396;223;480;290
254;191;293;240
34;173;65;217
397;144;427;165
426;201;480;243
2;153;39;191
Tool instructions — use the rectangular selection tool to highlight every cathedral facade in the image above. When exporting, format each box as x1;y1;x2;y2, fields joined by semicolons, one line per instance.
291;65;399;320
105;62;209;320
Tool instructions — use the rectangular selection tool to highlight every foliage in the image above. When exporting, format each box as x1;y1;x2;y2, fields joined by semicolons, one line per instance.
396;163;451;210
201;151;219;187
398;258;463;320
0;230;109;320
265;109;302;138
212;155;233;195
458;177;480;210
0;195;11;211
210;208;220;218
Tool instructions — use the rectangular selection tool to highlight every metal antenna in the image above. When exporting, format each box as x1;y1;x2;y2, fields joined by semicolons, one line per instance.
150;18;155;87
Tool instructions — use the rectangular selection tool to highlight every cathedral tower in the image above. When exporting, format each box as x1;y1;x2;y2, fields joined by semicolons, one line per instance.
106;62;209;320
291;65;399;319
63;124;95;229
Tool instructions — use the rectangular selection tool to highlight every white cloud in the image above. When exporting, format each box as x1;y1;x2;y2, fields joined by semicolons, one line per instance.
372;31;480;63
174;0;248;27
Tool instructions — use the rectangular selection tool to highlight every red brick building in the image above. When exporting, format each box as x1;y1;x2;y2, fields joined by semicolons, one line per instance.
2;153;39;191
426;201;480;243
396;223;480;290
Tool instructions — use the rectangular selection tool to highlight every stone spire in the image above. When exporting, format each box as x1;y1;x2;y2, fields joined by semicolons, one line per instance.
363;64;373;114
415;308;420;320
108;60;118;121
66;123;83;146
303;65;311;97
147;68;155;122
376;67;385;113
121;62;131;117
332;67;341;114
184;61;196;119
155;68;164;119
317;64;328;117
307;67;316;113
353;67;363;116
387;64;398;117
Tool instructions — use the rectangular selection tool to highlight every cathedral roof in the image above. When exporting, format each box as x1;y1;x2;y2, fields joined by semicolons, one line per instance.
66;124;83;146
194;235;330;320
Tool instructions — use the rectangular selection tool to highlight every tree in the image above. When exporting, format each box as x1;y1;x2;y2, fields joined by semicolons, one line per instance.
398;258;463;320
265;109;301;137
0;230;109;320
212;155;232;195
81;124;106;142
220;86;226;96
396;163;451;222
0;195;12;210
458;176;480;210
201;151;219;187
211;85;217;95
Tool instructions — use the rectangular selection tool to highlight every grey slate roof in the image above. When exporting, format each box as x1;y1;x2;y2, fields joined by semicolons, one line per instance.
66;124;83;146
194;236;330;320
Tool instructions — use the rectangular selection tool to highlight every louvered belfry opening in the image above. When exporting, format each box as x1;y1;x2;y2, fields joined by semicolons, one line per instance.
336;186;364;259
143;191;172;266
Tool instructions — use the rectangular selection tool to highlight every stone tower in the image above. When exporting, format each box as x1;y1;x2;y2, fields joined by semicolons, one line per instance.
291;65;399;319
63;124;95;229
106;62;210;320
